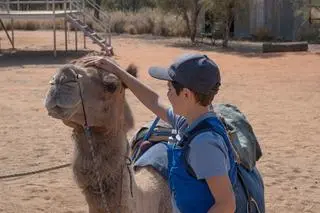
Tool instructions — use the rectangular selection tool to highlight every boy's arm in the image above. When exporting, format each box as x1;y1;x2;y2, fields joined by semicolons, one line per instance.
84;57;169;123
207;175;236;213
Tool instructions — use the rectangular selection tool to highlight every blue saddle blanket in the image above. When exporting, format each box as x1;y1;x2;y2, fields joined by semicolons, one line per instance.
133;142;169;180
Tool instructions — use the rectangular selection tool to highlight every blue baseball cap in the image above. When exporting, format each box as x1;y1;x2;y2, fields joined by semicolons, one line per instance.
148;53;221;94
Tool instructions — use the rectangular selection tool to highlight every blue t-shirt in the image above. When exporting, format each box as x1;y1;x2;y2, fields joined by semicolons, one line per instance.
166;108;230;213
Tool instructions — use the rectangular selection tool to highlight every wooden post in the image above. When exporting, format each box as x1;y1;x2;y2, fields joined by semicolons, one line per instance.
53;0;56;57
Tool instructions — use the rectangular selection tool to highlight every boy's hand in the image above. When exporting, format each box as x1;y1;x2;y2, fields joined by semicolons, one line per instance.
83;56;120;74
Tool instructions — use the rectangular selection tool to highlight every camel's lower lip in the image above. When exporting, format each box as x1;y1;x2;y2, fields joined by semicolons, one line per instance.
48;111;63;119
47;106;73;119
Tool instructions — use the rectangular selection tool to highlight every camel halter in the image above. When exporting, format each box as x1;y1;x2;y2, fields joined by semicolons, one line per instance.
72;68;133;213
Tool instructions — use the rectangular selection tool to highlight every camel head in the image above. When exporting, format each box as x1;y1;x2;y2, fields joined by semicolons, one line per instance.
44;56;137;132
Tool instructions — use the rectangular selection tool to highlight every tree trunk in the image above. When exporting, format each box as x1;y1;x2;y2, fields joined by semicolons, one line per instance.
223;20;230;47
94;0;101;20
188;1;202;43
191;7;201;43
182;11;192;41
223;3;234;48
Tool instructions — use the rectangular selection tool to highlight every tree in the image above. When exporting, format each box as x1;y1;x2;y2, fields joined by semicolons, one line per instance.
202;0;243;47
157;0;203;42
94;0;102;19
103;0;156;11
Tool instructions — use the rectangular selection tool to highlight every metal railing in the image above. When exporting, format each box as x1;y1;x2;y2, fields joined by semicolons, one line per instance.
0;0;111;46
0;0;10;13
69;0;111;45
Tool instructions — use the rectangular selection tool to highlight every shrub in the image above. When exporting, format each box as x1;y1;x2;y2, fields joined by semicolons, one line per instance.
0;8;189;37
298;24;320;43
253;27;274;41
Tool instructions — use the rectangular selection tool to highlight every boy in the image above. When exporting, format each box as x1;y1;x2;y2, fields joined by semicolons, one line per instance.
85;53;237;213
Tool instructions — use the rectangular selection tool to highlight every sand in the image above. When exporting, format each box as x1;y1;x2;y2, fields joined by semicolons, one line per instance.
0;31;319;213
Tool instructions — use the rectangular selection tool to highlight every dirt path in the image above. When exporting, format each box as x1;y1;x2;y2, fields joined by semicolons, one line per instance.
0;31;319;213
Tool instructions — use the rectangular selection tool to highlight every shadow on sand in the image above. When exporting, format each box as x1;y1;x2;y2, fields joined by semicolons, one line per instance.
114;34;288;58
165;40;287;58
0;49;91;68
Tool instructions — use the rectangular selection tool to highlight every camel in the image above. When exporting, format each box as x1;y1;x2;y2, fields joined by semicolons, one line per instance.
44;56;171;213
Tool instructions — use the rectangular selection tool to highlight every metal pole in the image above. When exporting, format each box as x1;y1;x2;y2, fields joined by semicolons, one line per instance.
83;0;86;49
83;16;86;49
11;18;14;49
64;0;68;53
75;29;78;51
53;0;56;57
7;0;14;49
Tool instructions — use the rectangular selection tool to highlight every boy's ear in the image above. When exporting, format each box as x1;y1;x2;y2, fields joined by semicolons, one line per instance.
184;90;188;98
186;88;197;101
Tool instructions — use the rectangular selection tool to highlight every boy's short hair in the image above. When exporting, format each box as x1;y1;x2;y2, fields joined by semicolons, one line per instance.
172;81;220;106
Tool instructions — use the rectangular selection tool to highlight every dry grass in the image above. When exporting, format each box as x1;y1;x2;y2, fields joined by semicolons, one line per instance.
108;8;188;36
0;19;65;31
0;8;188;37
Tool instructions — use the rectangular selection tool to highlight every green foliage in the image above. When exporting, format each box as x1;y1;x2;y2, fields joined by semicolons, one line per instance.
201;0;247;46
102;0;157;11
201;0;245;21
157;0;191;14
156;0;204;42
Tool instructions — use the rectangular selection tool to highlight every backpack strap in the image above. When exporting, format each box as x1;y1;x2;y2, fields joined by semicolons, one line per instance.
181;117;237;184
182;128;213;179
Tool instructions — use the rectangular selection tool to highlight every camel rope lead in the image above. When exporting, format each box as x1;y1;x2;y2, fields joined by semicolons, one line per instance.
76;70;111;213
0;163;71;180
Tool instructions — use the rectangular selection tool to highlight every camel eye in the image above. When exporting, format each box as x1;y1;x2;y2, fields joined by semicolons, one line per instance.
76;74;83;79
49;76;55;85
102;75;120;93
104;82;118;93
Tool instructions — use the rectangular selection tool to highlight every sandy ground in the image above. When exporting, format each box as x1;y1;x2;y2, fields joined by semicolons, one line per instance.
0;31;319;213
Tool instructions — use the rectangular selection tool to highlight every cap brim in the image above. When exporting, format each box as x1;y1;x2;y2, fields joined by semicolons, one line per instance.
148;67;172;81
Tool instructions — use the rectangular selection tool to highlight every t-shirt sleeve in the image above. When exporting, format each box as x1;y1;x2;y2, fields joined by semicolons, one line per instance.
166;108;186;130
187;132;230;180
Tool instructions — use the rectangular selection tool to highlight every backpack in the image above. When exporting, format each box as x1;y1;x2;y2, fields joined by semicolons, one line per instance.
130;103;262;171
129;103;265;213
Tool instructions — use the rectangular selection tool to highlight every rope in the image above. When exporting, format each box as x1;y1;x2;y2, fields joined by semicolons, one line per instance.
75;72;111;213
0;163;71;179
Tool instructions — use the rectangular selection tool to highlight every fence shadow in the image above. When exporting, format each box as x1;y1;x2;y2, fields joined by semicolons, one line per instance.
0;49;91;68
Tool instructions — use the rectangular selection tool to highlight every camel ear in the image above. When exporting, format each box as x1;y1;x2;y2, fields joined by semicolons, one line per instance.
123;64;138;88
126;64;137;78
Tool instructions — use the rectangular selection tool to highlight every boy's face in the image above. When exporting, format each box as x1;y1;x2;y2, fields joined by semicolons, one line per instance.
167;81;189;116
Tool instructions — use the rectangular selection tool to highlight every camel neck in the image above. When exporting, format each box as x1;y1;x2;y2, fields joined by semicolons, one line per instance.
73;128;127;161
